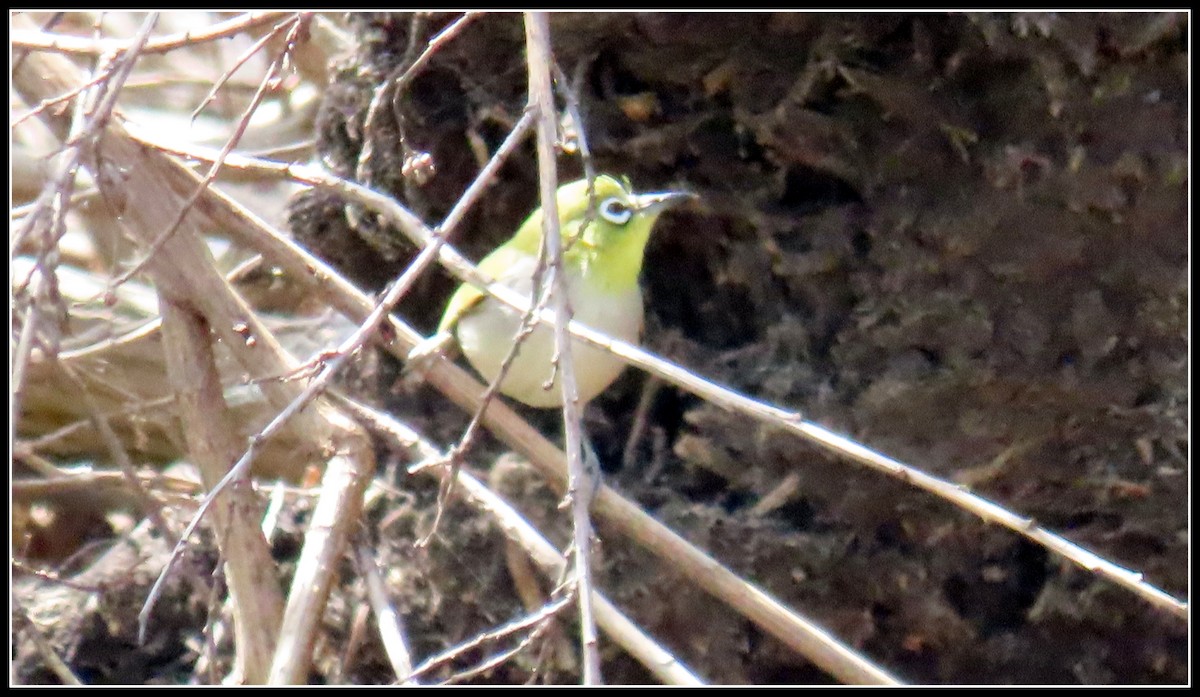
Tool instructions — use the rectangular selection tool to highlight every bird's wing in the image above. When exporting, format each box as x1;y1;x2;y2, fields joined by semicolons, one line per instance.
437;245;539;334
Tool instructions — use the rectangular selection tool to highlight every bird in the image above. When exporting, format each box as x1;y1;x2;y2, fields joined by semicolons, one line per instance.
436;174;692;408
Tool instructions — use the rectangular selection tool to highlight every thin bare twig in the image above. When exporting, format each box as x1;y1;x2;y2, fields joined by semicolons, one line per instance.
552;60;598;210
13;28;374;684
10;559;105;593
189;14;301;122
438;109;536;237
525;12;603;685
12;598;85;685
12;11;65;72
11;187;100;224
354;11;481;190
408;594;572;684
16;394;172;454
549;63;603;256
11;275;44;430
622;376;663;471
338;396;708;685
334;604;370;685
107;13;303;292
61;13;159;142
195;564;228;685
12;444;73;478
11;69;112;129
11;11;293;56
54;360;177;544
440;619;557;685
13;14;159;419
355;543;418;684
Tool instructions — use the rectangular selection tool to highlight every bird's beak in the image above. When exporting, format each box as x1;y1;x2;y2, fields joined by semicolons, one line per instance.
634;190;697;213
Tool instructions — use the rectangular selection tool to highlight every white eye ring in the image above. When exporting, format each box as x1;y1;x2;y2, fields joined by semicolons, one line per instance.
599;197;633;225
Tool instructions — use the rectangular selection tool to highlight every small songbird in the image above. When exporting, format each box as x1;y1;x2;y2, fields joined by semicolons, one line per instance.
437;174;692;408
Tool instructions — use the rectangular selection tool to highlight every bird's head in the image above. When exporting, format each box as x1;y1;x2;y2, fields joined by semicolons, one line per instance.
511;174;694;289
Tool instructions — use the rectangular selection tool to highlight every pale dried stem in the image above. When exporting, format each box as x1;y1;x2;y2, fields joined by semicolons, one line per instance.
524;11;603;686
12;11;293;56
268;448;374;683
337;395;707;685
109;14;301;291
54;362;176;543
159;299;284;683
355;543;418;684
11;467;199;509
622;376;662;471
408;595;572;683
11;274;42;428
12;21;374;684
748;471;803;518
189;14;297;122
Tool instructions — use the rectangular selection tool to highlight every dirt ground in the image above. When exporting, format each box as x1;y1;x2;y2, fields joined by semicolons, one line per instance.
14;12;1188;685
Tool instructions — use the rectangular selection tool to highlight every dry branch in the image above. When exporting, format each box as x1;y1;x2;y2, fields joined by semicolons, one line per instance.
159;300;283;682
336;396;707;686
13;15;375;684
525;11;603;685
11;11;293;56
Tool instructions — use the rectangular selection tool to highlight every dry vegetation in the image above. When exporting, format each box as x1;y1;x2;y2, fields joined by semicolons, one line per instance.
11;11;1188;685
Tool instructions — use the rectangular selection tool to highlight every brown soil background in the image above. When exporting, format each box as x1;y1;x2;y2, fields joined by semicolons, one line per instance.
14;12;1188;685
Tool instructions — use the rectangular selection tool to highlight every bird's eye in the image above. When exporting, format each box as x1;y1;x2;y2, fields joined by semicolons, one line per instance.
599;197;632;225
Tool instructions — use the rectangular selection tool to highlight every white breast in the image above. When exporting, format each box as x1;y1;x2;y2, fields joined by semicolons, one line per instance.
455;255;643;407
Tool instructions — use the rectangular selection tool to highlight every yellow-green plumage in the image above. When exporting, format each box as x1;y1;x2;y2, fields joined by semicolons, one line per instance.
439;175;689;407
